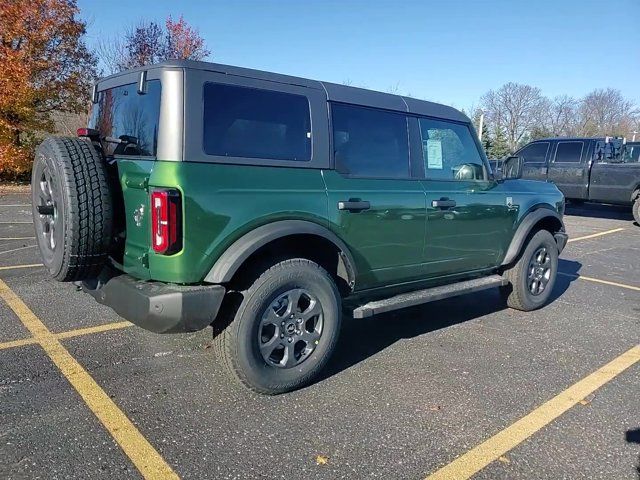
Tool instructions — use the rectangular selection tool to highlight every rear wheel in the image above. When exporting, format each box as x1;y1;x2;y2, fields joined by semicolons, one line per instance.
213;258;342;395
501;229;558;311
31;137;113;281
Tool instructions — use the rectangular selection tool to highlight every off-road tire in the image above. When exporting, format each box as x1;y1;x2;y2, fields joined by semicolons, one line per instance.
501;229;558;311
31;137;113;281
632;194;640;225
213;258;342;395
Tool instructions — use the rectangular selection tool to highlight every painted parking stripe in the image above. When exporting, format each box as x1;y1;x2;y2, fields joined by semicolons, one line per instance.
0;321;133;352
0;237;36;240
0;279;179;480
0;245;36;256
0;263;42;271
0;204;30;207
0;221;32;224
56;321;132;340
425;345;640;480
567;228;625;243
0;337;38;350
559;272;640;292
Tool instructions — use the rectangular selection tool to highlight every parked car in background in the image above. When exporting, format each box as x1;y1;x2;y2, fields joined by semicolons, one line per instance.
500;137;640;224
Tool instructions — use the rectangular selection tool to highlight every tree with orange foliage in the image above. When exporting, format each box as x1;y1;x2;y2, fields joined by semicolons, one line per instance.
165;15;210;61
0;0;97;179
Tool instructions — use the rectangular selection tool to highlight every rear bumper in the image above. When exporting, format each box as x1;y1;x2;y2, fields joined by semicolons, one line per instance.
82;270;225;334
554;232;569;254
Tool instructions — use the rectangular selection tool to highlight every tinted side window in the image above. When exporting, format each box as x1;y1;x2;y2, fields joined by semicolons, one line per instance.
332;104;409;178
623;145;640;163
554;141;583;163
203;83;311;161
89;80;161;157
419;118;486;181
518;142;549;164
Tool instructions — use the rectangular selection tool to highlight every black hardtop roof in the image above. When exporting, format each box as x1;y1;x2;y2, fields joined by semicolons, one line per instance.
98;59;469;123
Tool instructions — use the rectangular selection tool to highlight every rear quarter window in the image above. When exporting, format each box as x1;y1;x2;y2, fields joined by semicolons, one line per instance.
89;80;161;157
202;83;311;161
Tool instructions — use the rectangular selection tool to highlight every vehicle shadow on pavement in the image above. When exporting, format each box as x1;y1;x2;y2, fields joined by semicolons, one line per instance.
624;428;640;477
322;261;580;381
565;204;635;223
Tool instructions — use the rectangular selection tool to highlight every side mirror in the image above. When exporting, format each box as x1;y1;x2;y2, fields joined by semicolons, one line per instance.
503;156;523;180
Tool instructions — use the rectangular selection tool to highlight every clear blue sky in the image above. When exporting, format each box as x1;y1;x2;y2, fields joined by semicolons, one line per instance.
78;0;639;110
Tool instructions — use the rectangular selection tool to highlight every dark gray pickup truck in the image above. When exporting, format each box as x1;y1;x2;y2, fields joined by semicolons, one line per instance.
501;137;640;224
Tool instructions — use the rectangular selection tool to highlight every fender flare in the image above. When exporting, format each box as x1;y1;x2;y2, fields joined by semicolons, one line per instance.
501;208;565;266
203;220;357;285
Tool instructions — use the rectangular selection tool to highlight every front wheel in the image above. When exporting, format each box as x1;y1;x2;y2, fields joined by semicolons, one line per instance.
632;196;640;225
213;258;342;395
501;230;559;311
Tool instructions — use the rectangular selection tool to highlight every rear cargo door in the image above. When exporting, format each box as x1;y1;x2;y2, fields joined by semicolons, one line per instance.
89;74;163;279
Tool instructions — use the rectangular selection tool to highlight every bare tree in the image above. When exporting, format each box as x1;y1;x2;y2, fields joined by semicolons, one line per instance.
480;82;546;151
95;36;127;76
577;88;637;137
543;95;579;137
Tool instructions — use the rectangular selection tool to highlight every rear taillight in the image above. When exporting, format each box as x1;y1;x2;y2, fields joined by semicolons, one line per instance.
151;189;182;255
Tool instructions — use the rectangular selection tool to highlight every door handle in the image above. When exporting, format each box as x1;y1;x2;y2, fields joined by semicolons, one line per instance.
337;200;370;212
431;198;456;209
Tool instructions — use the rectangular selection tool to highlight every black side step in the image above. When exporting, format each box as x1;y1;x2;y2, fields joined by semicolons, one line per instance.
352;275;508;319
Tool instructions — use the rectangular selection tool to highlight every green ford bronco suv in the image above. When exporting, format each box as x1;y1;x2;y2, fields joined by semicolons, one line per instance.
31;60;567;394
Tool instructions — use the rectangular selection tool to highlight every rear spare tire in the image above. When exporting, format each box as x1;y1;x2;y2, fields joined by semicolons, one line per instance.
31;137;113;281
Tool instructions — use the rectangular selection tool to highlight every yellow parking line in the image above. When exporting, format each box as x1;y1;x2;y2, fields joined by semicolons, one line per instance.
0;337;38;350
0;204;30;207
0;237;36;240
0;263;42;271
559;272;640;292
0;279;179;480
425;345;640;480
0;221;32;224
567;227;625;243
0;322;132;351
56;321;133;340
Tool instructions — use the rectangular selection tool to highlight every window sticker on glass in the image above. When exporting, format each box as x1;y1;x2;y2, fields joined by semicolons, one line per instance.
426;139;443;169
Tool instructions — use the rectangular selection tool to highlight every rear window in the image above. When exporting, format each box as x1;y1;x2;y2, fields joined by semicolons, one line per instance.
554;141;583;163
203;83;311;161
332;104;409;178
89;80;161;157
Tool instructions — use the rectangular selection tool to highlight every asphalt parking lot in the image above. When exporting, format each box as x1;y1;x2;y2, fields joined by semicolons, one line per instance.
0;189;638;480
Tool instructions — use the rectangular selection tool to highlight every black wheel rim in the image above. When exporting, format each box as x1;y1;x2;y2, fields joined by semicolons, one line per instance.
258;288;324;368
36;168;58;254
527;246;552;296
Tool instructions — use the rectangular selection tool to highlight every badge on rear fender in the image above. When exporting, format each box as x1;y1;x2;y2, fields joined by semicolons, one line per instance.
133;204;145;227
